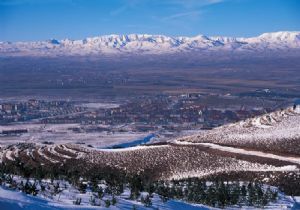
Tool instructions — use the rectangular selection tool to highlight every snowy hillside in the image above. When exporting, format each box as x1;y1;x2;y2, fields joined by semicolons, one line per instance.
179;105;300;155
0;31;300;57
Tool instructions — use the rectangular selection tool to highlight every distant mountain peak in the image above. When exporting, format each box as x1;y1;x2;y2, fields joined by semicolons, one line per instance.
48;39;60;45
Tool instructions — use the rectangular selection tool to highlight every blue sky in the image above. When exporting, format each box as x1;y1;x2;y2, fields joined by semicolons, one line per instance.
0;0;299;41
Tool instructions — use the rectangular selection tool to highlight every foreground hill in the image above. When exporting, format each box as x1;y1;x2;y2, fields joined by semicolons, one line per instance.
179;105;300;156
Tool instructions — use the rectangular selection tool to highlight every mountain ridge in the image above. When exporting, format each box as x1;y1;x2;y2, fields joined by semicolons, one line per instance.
1;31;300;57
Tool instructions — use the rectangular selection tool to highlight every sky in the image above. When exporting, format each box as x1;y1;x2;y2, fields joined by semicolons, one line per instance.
0;0;299;41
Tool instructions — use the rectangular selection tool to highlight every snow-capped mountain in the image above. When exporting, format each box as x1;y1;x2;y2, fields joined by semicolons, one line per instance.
0;31;300;57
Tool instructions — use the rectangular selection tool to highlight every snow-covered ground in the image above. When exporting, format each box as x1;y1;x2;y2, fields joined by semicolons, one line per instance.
0;186;212;210
0;123;150;148
76;103;120;109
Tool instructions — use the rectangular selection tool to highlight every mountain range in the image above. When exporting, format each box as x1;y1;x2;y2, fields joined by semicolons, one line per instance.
0;31;300;57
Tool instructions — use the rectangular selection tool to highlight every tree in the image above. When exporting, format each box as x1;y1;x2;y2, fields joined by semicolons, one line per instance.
73;198;81;205
206;185;217;207
112;195;117;205
141;194;152;207
247;182;255;206
105;199;111;208
78;182;87;193
230;182;241;205
216;182;227;207
241;185;247;197
129;175;143;200
145;182;155;195
97;186;104;199
89;196;96;206
31;182;38;196
156;182;169;203
40;183;46;192
18;181;24;191
23;180;38;196
271;190;278;201
169;185;176;198
90;178;99;192
54;182;61;194
254;182;264;207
